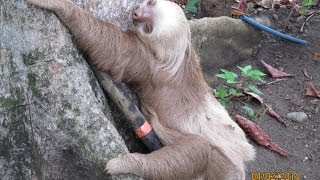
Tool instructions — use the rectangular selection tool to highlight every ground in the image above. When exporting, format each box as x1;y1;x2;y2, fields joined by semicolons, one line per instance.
211;6;320;179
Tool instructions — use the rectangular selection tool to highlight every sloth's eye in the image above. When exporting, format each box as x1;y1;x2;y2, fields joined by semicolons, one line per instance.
144;24;153;33
147;0;157;6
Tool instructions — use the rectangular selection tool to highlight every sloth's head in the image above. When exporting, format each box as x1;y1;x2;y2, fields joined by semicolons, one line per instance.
132;0;189;42
132;0;192;81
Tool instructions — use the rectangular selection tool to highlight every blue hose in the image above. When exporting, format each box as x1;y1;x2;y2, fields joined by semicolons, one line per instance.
240;15;309;45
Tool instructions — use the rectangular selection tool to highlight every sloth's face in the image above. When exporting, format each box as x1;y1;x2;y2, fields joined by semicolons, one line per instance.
132;0;157;34
132;0;188;36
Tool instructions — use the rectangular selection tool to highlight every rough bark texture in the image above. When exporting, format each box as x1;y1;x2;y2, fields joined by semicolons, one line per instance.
0;0;261;179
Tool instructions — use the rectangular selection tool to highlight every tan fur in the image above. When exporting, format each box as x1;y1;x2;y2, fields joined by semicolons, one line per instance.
27;0;255;179
107;111;233;180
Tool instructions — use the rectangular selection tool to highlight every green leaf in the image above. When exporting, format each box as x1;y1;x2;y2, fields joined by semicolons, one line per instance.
303;0;313;5
213;87;230;105
301;0;313;15
247;84;263;95
229;88;244;97
238;65;252;75
184;0;198;13
300;7;307;15
216;87;228;98
216;69;238;84
238;65;266;82
246;70;266;82
243;106;256;119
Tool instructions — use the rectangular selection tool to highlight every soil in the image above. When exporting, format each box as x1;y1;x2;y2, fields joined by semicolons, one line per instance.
210;6;320;180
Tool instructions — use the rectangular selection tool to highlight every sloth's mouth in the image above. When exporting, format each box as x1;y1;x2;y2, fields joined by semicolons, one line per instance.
143;24;153;34
132;21;154;34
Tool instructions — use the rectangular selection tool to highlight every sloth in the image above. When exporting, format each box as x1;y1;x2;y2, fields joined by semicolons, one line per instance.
27;0;255;179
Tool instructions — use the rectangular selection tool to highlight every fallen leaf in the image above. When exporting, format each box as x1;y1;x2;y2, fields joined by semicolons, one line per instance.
314;52;320;62
261;60;294;78
280;0;291;5
265;105;287;127
305;82;320;98
235;114;289;157
237;0;247;12
302;68;312;79
245;92;264;104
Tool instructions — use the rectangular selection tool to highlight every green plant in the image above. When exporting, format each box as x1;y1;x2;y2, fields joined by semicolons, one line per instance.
238;65;266;82
214;65;265;104
300;0;313;15
213;87;229;105
229;88;244;97
246;84;263;95
216;69;238;84
184;0;198;14
243;106;256;119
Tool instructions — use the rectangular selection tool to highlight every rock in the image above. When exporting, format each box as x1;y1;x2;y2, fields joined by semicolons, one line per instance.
287;112;308;123
0;0;141;179
190;17;263;82
272;14;279;20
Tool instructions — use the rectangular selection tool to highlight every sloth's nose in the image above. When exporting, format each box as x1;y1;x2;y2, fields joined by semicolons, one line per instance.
133;5;152;22
133;5;143;20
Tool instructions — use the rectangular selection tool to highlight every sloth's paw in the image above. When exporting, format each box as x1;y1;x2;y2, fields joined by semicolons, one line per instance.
105;157;125;175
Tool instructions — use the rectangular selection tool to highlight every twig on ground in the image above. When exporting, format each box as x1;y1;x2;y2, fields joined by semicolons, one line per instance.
300;12;317;32
259;79;287;87
255;106;268;119
266;79;287;85
302;68;312;79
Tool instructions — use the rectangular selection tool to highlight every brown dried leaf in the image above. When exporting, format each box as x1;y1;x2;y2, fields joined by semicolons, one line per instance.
245;92;264;104
314;52;320;62
265;105;287;127
305;82;320;98
280;0;291;5
261;60;294;78
237;0;247;12
235;114;289;157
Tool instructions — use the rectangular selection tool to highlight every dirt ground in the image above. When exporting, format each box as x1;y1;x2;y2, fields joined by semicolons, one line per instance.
214;6;320;179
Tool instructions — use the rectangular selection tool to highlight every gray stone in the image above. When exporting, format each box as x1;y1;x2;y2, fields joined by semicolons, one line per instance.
272;14;279;20
287;112;308;123
190;17;262;83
